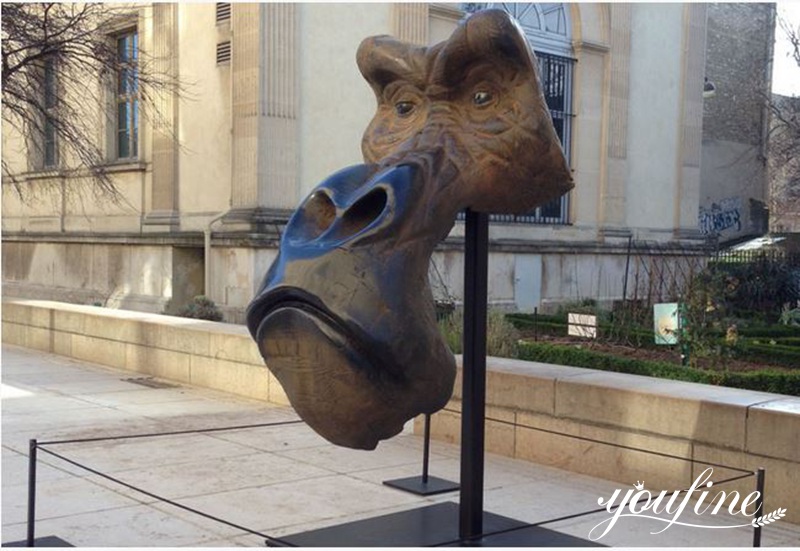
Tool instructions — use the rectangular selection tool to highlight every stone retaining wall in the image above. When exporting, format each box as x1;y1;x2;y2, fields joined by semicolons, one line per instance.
1;298;288;406
3;298;798;523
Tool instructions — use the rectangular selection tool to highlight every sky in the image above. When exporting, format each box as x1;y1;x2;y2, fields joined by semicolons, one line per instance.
773;2;800;97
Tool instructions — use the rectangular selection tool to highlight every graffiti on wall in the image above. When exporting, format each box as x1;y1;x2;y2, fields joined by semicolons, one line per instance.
698;197;742;236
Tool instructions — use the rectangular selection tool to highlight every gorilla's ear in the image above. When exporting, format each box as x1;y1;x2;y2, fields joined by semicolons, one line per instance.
431;9;574;215
432;9;540;87
356;36;430;97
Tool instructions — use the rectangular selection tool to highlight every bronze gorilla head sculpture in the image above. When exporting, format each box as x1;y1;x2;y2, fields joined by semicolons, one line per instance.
246;9;573;450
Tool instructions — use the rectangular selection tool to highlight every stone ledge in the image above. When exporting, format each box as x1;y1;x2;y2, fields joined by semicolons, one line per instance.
424;356;799;523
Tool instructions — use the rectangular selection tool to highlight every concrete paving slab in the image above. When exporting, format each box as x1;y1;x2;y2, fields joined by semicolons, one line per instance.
53;433;263;474
210;422;332;452
274;440;449;475
1;503;242;547
71;386;200;406
2;447;80;485
347;456;462;488
177;474;424;533
3;344;799;548
2;474;150;525
80;449;335;501
0;389;91;413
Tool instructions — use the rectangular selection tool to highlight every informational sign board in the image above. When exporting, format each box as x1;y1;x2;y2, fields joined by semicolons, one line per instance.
568;313;597;339
654;302;680;345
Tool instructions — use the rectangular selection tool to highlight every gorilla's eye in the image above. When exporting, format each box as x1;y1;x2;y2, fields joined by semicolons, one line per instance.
473;90;494;106
395;101;415;117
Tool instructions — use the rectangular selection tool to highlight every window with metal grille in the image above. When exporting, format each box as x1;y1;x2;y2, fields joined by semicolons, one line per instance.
216;3;231;23
518;51;574;224
216;41;231;64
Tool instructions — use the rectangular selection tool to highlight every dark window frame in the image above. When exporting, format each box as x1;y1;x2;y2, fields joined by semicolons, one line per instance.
115;28;139;160
42;56;58;168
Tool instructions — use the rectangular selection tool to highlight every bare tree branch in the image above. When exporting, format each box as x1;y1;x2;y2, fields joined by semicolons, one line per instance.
2;3;186;202
768;13;800;232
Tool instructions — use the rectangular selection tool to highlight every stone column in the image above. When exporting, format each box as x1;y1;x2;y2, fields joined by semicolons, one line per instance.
674;3;706;239
226;3;299;230
144;3;180;230
258;3;299;210
229;3;260;212
600;3;632;236
392;3;428;45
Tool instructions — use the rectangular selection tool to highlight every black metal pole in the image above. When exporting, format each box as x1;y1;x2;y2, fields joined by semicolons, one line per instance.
622;235;632;302
27;439;38;547
422;414;431;484
753;467;765;547
459;209;489;541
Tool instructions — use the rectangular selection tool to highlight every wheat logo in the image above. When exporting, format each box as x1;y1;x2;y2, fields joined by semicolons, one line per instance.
589;468;788;541
752;508;787;527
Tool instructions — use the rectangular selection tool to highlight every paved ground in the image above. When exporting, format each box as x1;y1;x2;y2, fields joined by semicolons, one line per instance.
2;344;799;547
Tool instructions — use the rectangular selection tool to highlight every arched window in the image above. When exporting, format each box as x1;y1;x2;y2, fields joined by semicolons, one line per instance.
487;3;571;56
462;3;574;225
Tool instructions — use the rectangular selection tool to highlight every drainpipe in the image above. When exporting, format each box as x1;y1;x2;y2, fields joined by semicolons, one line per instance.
762;4;777;231
204;212;227;297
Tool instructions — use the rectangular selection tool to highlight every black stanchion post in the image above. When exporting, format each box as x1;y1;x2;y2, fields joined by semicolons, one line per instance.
459;209;489;542
422;414;431;484
382;413;458;496
753;467;765;547
27;439;38;547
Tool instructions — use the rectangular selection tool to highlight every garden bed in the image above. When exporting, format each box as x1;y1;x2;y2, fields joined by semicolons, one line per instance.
516;339;800;396
518;333;796;373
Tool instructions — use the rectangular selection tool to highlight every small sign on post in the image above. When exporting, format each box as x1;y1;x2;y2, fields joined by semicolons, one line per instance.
568;313;597;339
654;302;680;345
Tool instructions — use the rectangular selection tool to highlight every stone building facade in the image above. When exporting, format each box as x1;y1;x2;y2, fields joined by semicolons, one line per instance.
699;3;775;243
1;3;777;321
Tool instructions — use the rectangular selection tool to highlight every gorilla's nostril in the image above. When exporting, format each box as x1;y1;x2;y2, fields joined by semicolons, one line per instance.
296;191;336;240
334;188;389;240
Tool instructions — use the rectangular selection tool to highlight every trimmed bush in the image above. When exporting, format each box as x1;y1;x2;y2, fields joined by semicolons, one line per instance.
176;295;224;322
734;341;800;368
518;341;800;396
737;325;800;339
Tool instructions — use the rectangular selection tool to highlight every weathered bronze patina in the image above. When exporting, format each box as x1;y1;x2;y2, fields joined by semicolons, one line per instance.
246;10;573;450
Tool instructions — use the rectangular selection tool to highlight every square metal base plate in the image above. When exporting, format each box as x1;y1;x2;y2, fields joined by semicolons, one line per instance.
275;502;604;547
383;475;460;496
3;535;73;547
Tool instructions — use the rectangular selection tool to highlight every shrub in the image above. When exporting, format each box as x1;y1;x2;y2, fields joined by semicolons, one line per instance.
517;341;800;396
779;303;800;327
176;295;224;322
734;341;800;368
439;308;520;358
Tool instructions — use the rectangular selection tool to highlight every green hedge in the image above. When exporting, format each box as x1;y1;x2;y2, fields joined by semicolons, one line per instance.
506;314;655;346
739;337;800;348
766;337;800;347
507;313;800;366
517;342;800;396
734;342;800;368
737;325;800;339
